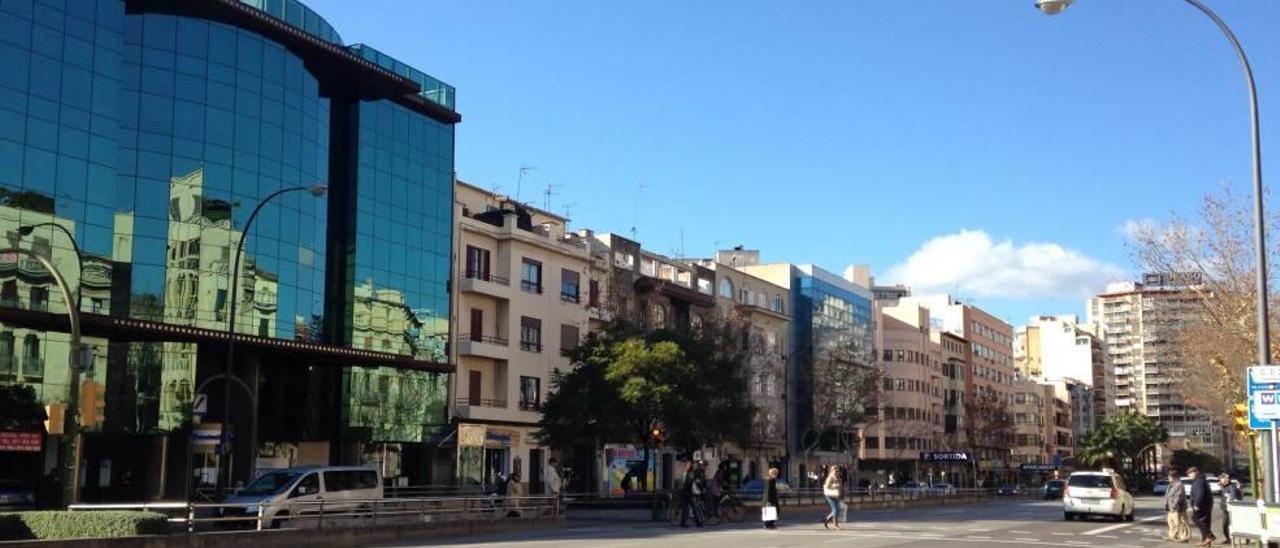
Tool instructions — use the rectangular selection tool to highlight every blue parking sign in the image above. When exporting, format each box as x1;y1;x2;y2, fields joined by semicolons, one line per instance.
1248;366;1280;429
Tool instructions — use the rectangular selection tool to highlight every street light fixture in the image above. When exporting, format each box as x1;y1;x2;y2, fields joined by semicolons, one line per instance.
215;184;326;499
1034;0;1269;500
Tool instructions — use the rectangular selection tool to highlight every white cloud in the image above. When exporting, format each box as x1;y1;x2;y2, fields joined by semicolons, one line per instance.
883;230;1126;299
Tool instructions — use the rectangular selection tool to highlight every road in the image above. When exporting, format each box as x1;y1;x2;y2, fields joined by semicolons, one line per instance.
373;496;1209;548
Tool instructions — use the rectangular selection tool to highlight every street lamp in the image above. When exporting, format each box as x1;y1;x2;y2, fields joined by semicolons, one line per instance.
1034;0;1269;500
18;222;84;308
215;184;326;499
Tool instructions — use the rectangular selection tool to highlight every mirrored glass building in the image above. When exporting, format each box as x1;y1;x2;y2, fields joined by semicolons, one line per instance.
0;0;457;503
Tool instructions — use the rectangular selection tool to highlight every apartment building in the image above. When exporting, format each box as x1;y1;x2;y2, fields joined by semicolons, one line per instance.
1087;273;1227;462
452;181;592;493
695;249;791;480
868;299;945;483
902;295;1016;484
1011;378;1047;468
1014;315;1098;384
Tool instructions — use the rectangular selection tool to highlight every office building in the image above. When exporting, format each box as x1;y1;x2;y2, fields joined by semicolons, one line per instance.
0;0;457;502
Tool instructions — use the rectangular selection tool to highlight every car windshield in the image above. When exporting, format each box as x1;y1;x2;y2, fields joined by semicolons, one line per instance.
239;470;305;496
1068;475;1112;488
1047;481;1064;487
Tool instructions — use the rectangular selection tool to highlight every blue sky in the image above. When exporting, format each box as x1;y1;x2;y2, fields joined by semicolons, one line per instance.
307;0;1279;326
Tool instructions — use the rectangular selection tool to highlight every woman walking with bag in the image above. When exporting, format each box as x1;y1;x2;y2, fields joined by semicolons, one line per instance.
822;467;843;529
762;467;780;530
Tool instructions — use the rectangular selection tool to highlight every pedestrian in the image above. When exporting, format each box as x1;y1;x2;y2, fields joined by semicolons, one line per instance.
545;457;562;497
1164;471;1190;542
763;467;780;530
1218;474;1241;544
822;466;842;530
679;460;704;528
507;471;524;517
1188;467;1215;546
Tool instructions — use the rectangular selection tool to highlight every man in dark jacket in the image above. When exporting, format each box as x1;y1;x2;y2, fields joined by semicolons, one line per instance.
679;460;704;528
1187;467;1215;546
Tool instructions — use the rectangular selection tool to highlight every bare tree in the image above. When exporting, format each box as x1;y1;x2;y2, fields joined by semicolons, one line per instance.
798;332;885;479
1127;184;1271;417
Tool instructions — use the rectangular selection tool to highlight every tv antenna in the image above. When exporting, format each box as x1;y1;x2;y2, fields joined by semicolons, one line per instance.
542;183;561;211
562;202;578;220
515;164;537;202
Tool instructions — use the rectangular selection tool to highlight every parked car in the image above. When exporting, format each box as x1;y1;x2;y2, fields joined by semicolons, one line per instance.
1042;479;1065;500
1063;470;1134;522
997;484;1019;496
1179;476;1223;496
1152;480;1170;496
0;479;35;510
930;483;956;496
221;466;382;528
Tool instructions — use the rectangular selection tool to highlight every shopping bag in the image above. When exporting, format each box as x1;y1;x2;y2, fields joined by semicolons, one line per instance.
761;505;778;522
839;500;848;522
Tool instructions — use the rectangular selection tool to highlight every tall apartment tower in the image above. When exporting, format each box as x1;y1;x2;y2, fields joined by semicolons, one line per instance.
1087;273;1226;461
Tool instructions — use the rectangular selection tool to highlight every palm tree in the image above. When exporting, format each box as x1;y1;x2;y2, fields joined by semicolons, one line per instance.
1076;412;1168;487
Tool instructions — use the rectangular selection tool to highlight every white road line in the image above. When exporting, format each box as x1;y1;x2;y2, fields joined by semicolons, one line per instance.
1014;538;1039;542
1082;515;1163;536
1052;532;1074;536
966;536;993;540
1009;530;1033;534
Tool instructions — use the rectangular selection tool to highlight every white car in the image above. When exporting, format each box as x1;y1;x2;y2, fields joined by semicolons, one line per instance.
1063;470;1134;522
223;466;383;528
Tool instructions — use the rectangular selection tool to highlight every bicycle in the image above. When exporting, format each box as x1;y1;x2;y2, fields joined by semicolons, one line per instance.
717;491;746;523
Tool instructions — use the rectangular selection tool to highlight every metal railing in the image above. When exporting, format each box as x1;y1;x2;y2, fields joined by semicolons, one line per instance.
464;269;510;286
456;397;507;408
458;333;510;346
67;495;560;534
754;486;1037;507
519;341;542;353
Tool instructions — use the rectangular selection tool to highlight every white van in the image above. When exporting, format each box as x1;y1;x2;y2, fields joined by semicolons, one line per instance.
1062;470;1134;522
223;466;382;528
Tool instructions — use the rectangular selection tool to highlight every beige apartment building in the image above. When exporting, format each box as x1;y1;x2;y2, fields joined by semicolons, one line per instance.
901;295;1016;484
695;249;790;480
451;181;591;492
1087;273;1228;464
869;299;946;484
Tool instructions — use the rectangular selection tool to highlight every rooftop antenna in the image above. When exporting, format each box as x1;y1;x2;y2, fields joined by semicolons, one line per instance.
542;183;561;211
562;202;578;220
629;182;648;240
515;164;537;202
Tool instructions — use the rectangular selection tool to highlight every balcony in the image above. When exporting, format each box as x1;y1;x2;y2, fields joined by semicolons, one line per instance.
560;291;581;304
453;397;514;422
519;400;542;412
519;341;543;353
457;334;510;360
520;281;543;295
460;270;511;300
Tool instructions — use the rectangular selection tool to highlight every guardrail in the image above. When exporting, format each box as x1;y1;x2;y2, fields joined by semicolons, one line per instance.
770;486;1029;507
67;495;560;534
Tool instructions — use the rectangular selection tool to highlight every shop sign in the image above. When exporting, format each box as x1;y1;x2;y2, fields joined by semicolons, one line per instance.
0;431;41;452
459;425;486;447
485;429;514;448
920;451;970;462
1019;463;1056;472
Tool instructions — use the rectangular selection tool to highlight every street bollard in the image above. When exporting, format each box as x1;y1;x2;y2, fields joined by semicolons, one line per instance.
187;504;195;534
256;505;264;531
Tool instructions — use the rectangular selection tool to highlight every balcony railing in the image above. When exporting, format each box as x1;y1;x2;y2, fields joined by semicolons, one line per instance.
465;269;510;286
519;341;542;353
519;400;542;412
459;333;509;346
520;281;542;294
456;398;507;409
560;291;580;304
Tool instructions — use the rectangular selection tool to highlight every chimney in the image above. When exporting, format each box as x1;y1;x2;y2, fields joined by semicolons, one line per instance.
844;265;872;288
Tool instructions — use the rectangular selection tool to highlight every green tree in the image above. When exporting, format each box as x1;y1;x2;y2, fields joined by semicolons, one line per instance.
1170;449;1223;475
1077;411;1168;486
0;384;47;430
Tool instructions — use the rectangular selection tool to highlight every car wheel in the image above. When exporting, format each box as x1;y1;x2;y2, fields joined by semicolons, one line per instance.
270;511;288;530
1124;508;1134;522
1064;512;1073;521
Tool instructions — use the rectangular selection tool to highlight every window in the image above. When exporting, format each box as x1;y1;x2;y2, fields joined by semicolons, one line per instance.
0;280;16;306
520;376;541;411
739;287;749;305
719;278;733;299
521;258;542;293
290;473;319;498
466;245;492;281
697;278;712;294
29;287;48;312
772;295;784;313
258;318;270;336
0;332;13;377
520;317;542;352
560;269;580;303
652;304;668;328
588;280;601;307
560;324;579;353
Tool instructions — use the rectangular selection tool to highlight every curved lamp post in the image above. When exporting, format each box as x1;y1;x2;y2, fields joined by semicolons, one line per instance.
215;184;325;499
0;247;81;505
18;223;84;309
1034;0;1269;501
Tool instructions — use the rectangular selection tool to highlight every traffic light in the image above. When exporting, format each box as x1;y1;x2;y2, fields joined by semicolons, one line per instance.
1232;403;1250;434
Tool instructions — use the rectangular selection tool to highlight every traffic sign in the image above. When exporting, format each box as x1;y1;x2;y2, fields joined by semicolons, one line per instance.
193;393;208;416
1247;366;1280;429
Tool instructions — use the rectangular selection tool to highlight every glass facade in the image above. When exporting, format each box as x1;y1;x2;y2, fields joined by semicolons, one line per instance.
0;0;456;500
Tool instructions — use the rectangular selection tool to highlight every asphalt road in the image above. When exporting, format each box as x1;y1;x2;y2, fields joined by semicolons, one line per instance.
372;496;1215;548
